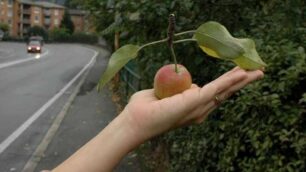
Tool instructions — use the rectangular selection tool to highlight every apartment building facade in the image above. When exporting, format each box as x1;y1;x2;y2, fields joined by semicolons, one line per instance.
0;0;16;35
68;9;85;33
0;0;65;37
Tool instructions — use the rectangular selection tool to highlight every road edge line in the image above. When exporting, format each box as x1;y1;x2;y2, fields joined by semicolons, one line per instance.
21;48;99;172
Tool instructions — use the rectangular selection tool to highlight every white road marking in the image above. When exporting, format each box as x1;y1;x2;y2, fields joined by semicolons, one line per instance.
0;48;98;154
0;49;49;70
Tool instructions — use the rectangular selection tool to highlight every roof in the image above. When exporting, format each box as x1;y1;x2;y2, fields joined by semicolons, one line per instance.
68;9;87;16
18;0;65;9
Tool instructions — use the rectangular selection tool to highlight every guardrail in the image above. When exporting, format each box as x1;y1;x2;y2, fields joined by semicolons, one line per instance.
119;65;141;103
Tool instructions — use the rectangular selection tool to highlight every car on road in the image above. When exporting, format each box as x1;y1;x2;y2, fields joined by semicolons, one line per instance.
28;36;44;46
0;30;4;41
27;41;42;53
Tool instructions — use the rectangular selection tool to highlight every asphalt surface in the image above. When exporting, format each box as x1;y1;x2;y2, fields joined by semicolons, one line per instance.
0;42;140;172
35;45;140;171
0;43;95;142
0;42;98;171
0;42;29;63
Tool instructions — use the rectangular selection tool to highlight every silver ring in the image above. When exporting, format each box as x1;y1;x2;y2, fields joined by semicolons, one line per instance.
214;95;222;105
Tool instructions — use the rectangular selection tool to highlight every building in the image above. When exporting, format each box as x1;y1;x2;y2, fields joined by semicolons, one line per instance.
0;0;93;38
18;0;65;36
68;9;96;33
68;9;85;33
0;0;15;35
0;0;65;37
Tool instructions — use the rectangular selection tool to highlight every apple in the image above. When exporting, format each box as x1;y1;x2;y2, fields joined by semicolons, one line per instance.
154;64;192;99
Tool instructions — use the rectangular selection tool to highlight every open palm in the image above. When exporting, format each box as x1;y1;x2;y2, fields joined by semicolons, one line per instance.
123;67;264;141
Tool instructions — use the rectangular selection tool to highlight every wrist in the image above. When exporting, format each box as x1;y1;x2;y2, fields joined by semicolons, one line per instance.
117;109;147;148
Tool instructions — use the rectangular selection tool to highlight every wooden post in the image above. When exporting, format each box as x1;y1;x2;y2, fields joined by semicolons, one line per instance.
113;31;120;87
114;32;120;50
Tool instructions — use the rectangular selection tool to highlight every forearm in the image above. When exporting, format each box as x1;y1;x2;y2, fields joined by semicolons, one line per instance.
52;111;141;172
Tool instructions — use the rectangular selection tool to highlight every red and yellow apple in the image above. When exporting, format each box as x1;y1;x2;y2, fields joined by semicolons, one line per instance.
154;64;192;99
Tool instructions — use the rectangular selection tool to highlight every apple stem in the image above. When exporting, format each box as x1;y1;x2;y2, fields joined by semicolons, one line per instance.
167;14;179;73
170;45;178;73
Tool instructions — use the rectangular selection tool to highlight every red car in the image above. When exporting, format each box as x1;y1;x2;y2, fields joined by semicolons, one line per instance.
27;41;42;53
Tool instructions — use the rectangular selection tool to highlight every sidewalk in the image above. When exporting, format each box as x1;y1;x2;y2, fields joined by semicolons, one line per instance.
32;46;141;172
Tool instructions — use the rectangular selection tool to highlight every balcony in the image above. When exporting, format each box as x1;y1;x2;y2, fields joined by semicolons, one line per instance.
22;19;30;24
44;18;50;25
23;26;30;32
22;9;31;15
23;29;28;34
44;10;51;16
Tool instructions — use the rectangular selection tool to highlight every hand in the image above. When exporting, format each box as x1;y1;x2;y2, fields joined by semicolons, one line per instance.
122;67;264;142
51;67;264;172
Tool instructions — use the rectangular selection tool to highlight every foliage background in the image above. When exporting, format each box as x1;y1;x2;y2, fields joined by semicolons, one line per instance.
77;0;305;171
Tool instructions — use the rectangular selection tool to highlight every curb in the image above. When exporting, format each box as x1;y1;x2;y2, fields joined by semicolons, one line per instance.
21;49;98;172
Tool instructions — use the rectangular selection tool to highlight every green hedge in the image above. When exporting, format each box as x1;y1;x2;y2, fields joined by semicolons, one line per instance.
48;28;98;44
2;34;26;42
85;0;305;171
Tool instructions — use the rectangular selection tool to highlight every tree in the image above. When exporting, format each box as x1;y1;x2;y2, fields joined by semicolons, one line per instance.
0;23;9;32
60;10;74;34
27;25;48;40
64;0;83;9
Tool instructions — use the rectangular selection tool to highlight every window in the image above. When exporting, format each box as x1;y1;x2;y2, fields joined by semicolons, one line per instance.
44;9;51;16
7;9;13;17
54;9;59;16
8;0;13;6
54;18;59;25
34;16;39;23
34;7;40;14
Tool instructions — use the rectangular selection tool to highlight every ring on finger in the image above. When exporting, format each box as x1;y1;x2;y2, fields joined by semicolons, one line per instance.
214;95;222;105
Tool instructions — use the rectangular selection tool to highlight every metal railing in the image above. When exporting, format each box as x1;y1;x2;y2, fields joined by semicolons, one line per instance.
22;18;30;24
119;65;141;103
22;9;31;15
44;10;51;16
44;18;50;25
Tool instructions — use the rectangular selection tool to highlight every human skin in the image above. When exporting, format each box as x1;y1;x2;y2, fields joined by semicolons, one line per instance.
52;67;264;172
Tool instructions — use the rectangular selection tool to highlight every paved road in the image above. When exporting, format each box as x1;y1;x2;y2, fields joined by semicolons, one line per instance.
0;42;97;171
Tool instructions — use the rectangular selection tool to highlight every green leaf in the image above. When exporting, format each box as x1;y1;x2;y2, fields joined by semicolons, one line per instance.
233;38;267;70
193;21;244;60
97;44;140;91
193;21;267;70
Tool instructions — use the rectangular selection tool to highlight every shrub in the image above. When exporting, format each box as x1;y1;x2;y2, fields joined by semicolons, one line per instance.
2;34;25;42
48;28;97;44
48;28;70;42
0;23;9;33
27;25;48;41
69;32;98;44
85;0;306;171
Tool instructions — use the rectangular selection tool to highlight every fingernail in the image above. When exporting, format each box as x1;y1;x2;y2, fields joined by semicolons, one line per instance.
260;67;266;72
258;72;264;79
